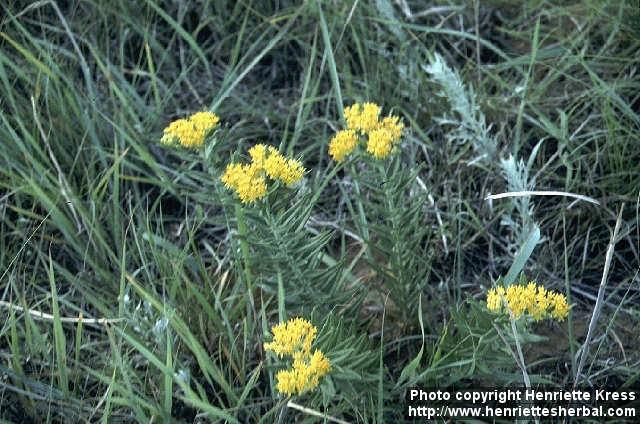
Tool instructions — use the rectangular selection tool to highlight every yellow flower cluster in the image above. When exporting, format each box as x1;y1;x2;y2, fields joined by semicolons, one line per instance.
344;102;382;133
264;317;331;396
221;144;305;204
487;282;570;321
161;111;220;148
328;130;358;162
329;102;404;162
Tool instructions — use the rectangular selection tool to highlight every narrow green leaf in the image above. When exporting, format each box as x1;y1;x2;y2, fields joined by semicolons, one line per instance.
504;225;540;285
48;252;68;396
316;0;344;118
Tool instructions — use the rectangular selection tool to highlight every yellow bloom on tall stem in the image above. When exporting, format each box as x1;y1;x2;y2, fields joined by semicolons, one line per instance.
263;147;288;181
379;115;404;140
236;164;268;204
220;163;245;190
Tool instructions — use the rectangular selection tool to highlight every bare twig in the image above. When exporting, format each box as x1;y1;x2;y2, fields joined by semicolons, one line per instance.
287;401;351;424
485;190;600;206
0;300;123;326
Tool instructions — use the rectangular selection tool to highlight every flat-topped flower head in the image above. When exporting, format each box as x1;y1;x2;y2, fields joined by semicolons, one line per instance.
264;317;317;357
263;147;287;180
221;163;267;203
236;164;267;204
487;282;569;321
549;292;569;320
329;102;404;162
222;144;305;204
264;317;331;396
161;111;220;149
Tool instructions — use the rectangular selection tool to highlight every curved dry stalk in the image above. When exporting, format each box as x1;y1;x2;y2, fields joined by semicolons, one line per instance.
573;204;625;388
485;191;600;206
0;300;123;326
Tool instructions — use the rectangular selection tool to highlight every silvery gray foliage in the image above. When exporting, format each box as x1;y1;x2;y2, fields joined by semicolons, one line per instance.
425;53;539;249
123;285;173;347
423;53;496;165
500;155;538;248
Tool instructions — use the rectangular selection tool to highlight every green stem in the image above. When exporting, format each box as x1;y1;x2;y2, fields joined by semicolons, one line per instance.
349;162;370;259
295;161;345;232
510;318;540;424
235;203;255;310
510;317;531;389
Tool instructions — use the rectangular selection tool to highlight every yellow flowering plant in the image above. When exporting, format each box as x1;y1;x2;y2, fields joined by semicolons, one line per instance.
221;144;306;204
486;281;570;322
160;111;220;149
486;278;571;390
326;101;429;325
264;317;331;396
328;102;404;162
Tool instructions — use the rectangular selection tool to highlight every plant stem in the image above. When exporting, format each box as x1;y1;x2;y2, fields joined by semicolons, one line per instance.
510;317;531;389
236;203;255;312
563;213;576;377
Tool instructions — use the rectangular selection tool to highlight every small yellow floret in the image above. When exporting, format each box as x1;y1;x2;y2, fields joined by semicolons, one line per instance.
274;349;331;396
248;144;268;168
308;349;331;379
330;103;404;161
263;147;286;180
379;115;404;141
275;368;298;396
487;286;505;311
220;163;267;203
221;163;245;190
328;129;358;162
549;292;569;320
235;163;267;204
280;158;306;186
259;148;305;185
162;118;189;146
